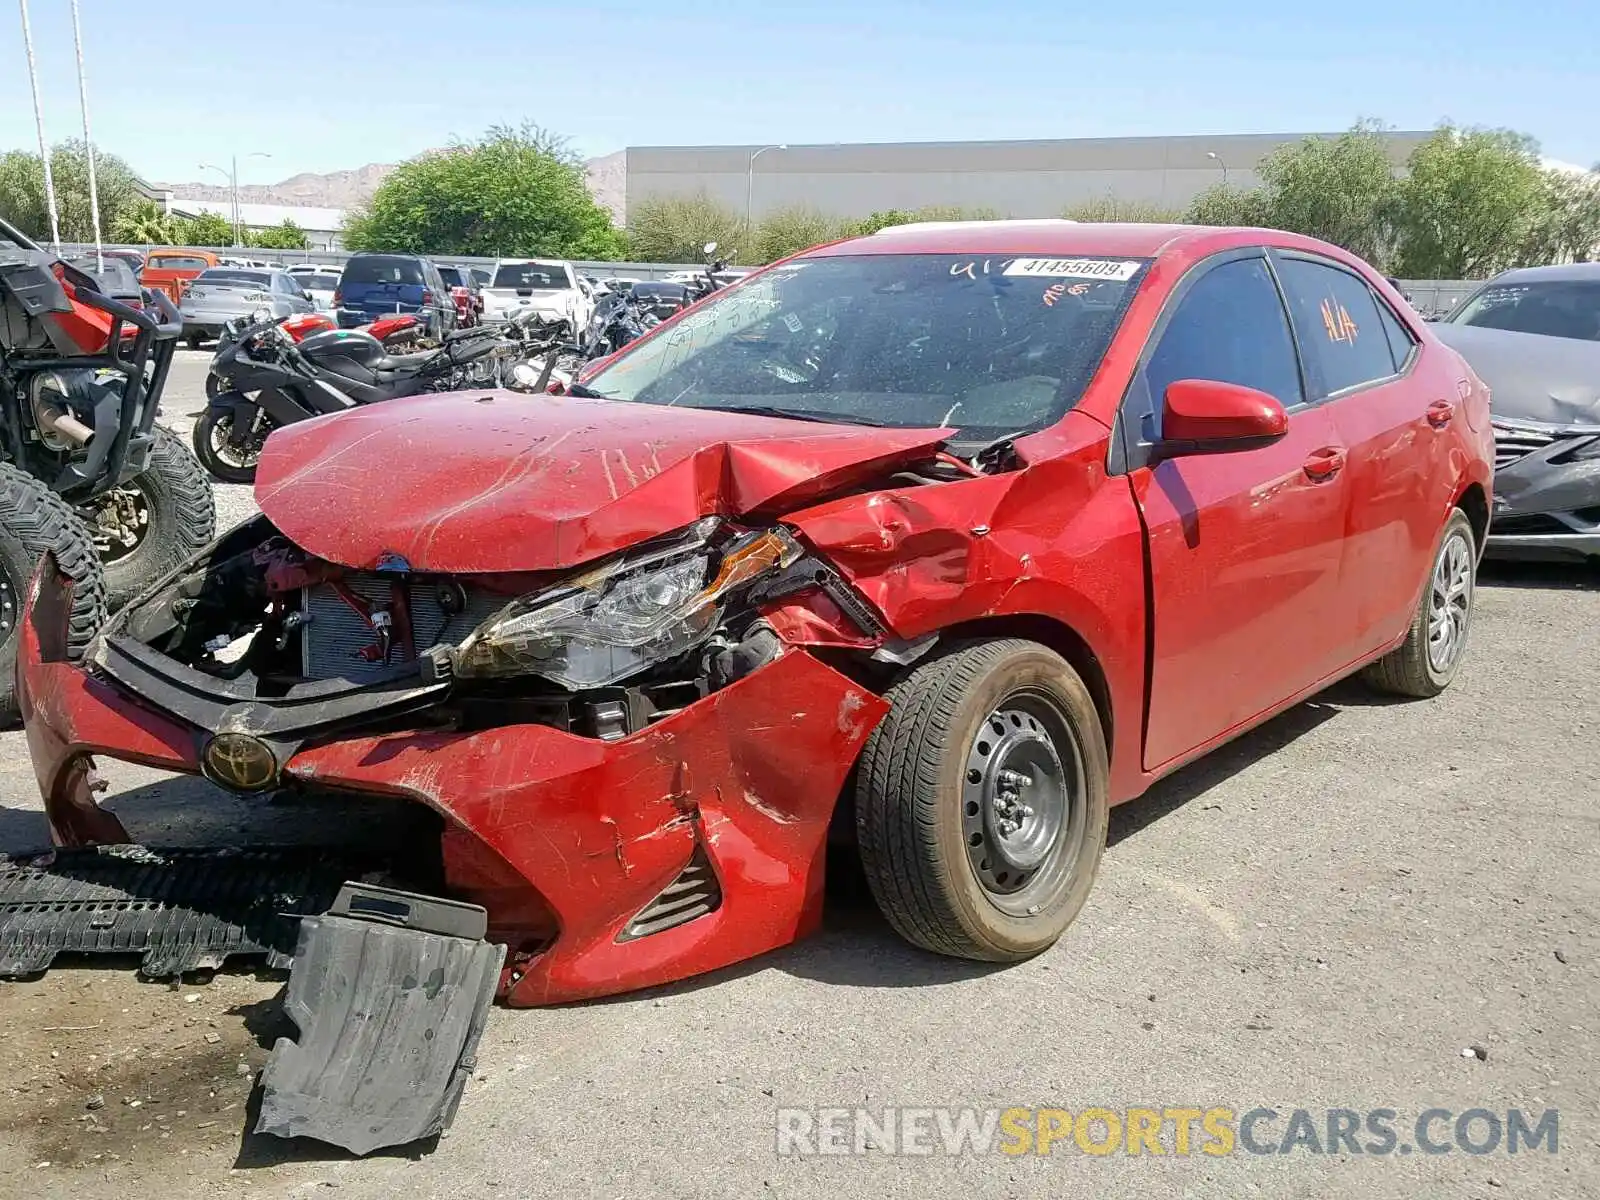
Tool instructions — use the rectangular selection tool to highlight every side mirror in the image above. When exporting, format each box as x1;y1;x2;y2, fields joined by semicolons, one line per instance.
303;290;315;301
1153;379;1288;461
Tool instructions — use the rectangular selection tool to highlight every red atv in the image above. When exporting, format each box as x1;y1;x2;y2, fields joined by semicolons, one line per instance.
0;217;215;719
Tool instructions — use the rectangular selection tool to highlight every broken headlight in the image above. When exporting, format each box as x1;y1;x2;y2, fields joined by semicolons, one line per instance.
452;523;802;689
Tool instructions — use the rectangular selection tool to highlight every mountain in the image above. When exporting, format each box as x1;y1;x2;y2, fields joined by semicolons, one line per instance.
156;154;628;222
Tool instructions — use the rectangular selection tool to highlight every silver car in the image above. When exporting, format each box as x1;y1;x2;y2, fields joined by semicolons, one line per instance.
180;267;314;348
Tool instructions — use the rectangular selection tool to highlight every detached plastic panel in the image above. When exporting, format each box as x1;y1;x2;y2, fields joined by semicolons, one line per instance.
254;882;506;1155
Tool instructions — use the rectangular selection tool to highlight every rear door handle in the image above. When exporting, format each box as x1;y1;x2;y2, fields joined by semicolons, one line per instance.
1427;399;1455;428
1303;447;1346;481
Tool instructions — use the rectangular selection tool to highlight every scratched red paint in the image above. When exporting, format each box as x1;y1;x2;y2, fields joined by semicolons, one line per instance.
19;221;1494;1006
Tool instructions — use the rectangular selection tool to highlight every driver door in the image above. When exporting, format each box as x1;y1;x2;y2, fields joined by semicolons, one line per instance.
1119;251;1353;772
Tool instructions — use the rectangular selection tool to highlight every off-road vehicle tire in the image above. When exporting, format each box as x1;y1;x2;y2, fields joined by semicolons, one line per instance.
855;639;1109;962
87;425;216;610
1363;508;1476;699
192;407;260;484
0;462;108;723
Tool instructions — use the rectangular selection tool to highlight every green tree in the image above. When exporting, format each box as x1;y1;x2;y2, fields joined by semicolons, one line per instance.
1253;121;1403;268
1184;183;1269;228
1062;196;1184;222
246;219;310;250
0;140;144;243
173;211;235;247
343;123;625;259
1184;122;1401;267
109;200;177;245
1518;168;1600;265
1392;126;1548;278
626;191;748;263
751;204;839;263
835;209;918;237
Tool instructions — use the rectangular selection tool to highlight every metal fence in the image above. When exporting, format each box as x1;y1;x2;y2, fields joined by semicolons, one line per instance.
52;242;704;280
49;241;1487;312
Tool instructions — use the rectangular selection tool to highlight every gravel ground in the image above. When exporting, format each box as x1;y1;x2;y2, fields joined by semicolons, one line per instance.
0;351;1595;1198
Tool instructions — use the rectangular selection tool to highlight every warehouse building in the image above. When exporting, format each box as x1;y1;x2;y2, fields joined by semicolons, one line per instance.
623;130;1434;224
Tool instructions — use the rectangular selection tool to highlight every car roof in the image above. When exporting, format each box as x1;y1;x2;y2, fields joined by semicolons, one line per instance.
1481;262;1600;284
811;219;1241;260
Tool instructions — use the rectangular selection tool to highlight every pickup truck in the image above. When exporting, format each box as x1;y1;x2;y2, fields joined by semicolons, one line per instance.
480;257;595;331
139;247;220;305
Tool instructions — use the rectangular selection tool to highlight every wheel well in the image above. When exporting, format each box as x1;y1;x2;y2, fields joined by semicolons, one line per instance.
931;615;1113;756
1456;483;1489;552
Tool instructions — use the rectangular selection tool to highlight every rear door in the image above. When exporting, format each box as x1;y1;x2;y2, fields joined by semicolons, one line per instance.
1120;250;1352;771
1272;252;1445;660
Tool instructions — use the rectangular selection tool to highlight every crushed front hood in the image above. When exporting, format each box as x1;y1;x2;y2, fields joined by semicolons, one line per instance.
255;391;948;572
1432;323;1600;427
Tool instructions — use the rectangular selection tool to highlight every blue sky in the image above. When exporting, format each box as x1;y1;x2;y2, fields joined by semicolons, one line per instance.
3;0;1596;184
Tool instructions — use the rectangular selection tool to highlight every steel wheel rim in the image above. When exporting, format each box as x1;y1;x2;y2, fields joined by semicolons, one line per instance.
84;481;153;566
0;559;18;651
961;689;1086;916
1427;529;1473;674
208;414;261;471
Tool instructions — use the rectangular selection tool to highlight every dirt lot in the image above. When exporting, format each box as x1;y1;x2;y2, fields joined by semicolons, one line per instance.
0;352;1595;1198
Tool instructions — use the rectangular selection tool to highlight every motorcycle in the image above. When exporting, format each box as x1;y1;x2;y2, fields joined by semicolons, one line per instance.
203;311;427;400
193;311;546;483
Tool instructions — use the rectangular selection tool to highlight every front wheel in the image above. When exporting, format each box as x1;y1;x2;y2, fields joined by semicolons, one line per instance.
855;639;1110;962
192;405;267;484
1362;508;1477;698
0;463;107;724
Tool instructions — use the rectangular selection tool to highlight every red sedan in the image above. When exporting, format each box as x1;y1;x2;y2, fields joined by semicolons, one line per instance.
18;221;1493;1006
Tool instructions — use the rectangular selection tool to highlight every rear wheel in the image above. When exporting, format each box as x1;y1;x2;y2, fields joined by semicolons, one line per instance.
192;406;264;484
1363;508;1477;698
855;639;1109;961
0;463;107;724
79;425;216;610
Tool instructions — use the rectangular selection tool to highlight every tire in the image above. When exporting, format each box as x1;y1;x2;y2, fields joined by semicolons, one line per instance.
0;462;108;723
1362;508;1477;698
186;331;204;350
855;639;1110;962
83;425;217;610
192;406;261;485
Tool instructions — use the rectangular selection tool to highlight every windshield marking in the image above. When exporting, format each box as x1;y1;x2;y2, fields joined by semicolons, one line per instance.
1003;257;1143;280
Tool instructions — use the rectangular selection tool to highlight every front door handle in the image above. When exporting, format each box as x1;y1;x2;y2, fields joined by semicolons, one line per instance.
1427;399;1455;428
1303;446;1347;481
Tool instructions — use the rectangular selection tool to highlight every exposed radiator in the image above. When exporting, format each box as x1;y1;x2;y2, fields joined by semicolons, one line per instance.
302;573;509;684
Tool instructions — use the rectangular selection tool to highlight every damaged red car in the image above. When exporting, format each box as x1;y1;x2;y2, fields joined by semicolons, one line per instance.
19;221;1494;1012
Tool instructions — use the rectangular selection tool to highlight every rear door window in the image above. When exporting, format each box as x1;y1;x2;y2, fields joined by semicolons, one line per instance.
1275;256;1399;396
1374;297;1417;372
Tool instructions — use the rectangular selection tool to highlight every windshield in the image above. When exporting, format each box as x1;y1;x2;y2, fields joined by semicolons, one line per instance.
297;273;339;290
581;252;1149;442
493;263;571;290
437;267;463;287
1448;279;1600;341
195;269;273;286
342;256;425;286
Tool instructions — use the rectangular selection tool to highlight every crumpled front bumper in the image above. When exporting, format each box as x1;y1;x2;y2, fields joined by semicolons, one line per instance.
1489;422;1600;560
17;560;889;1006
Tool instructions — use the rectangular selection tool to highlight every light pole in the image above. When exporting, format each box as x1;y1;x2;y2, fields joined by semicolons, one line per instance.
1206;150;1230;187
746;144;787;230
18;0;61;252
199;151;269;246
68;0;102;269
